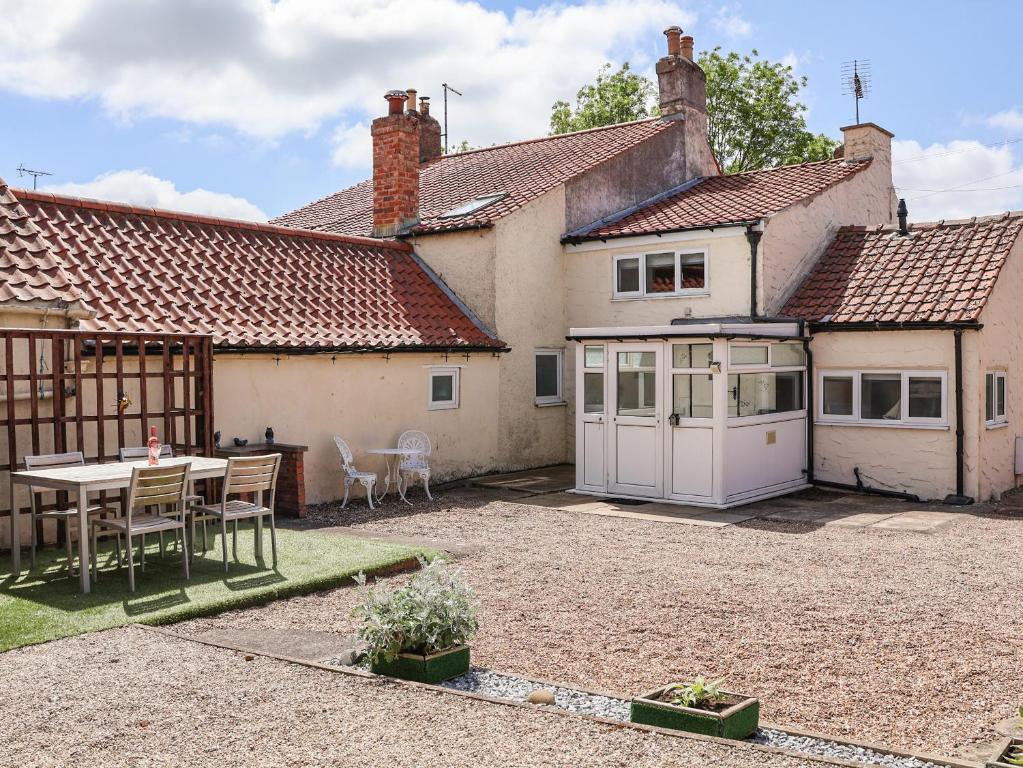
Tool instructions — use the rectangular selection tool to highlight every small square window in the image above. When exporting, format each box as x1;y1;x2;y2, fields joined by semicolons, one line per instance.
615;258;640;294
986;371;1007;425
584;345;604;368
428;367;459;410
535;349;563;404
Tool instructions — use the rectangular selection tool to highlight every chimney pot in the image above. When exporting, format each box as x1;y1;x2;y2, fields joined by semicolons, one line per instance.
664;26;682;56
897;198;909;235
384;89;407;115
420;96;431;116
406;88;418;113
680;35;694;61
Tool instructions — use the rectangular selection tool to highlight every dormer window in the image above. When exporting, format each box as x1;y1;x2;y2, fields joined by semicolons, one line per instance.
439;193;506;219
613;250;707;298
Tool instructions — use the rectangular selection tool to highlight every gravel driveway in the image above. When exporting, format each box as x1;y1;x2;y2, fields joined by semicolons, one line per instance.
1;625;824;768
179;489;1023;757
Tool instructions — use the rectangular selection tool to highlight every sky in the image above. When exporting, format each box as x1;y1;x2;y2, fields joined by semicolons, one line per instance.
1;0;1022;224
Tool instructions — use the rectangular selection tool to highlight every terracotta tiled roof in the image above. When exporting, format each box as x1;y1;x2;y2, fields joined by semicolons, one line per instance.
0;180;83;308
782;213;1023;324
272;119;679;236
566;158;871;241
5;185;504;351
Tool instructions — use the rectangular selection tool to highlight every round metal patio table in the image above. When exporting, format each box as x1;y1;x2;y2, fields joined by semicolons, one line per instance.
366;448;423;505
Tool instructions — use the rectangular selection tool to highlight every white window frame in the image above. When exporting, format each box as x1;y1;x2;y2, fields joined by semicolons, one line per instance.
427;366;460;410
815;369;948;428
985;370;1008;427
535;348;564;405
612;249;709;300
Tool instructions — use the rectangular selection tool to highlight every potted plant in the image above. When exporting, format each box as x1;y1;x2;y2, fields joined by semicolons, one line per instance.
352;556;479;684
988;707;1023;768
630;676;760;740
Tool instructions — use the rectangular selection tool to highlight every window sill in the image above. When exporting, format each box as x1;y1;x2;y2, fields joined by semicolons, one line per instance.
815;420;949;430
535;400;567;408
428;403;459;411
985;421;1009;430
611;291;710;302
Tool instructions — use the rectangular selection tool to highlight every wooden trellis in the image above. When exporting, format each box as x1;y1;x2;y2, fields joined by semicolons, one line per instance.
1;329;214;546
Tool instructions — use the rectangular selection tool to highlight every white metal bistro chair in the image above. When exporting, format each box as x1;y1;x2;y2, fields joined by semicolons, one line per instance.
118;444;209;552
194;454;281;572
90;462;192;592
333;436;377;509
23;452;120;578
396;430;433;501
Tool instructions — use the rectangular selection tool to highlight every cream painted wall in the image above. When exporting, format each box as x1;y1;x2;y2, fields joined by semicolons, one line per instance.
564;231;750;328
760;160;895;316
493;187;570;468
212;352;501;505
810;329;981;501
408;228;497;331
975;235;1023;500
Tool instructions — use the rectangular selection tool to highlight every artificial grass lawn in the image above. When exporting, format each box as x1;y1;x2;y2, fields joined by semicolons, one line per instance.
0;525;433;652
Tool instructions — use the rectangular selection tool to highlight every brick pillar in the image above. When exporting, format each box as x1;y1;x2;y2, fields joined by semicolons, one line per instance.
216;442;308;518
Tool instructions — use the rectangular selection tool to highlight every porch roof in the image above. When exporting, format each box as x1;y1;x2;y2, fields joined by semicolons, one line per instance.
566;322;805;341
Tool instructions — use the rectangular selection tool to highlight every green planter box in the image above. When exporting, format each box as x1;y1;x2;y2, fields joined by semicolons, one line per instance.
369;645;470;684
630;686;760;740
988;737;1023;768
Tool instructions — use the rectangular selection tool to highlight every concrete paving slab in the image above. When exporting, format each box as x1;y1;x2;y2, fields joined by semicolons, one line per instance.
472;464;575;494
821;511;899;528
194;628;364;665
867;510;960;533
761;507;837;523
515;491;608;512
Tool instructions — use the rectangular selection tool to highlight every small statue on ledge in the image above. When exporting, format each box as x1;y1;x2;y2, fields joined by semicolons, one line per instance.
233;437;248;447
214;430;222;449
265;426;275;445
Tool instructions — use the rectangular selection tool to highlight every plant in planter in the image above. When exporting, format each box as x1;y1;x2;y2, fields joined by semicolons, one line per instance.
989;707;1023;768
630;675;760;740
352;556;479;684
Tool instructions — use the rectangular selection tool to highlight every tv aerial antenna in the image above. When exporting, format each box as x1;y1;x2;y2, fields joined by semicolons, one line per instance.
441;82;462;153
16;164;52;190
841;60;871;124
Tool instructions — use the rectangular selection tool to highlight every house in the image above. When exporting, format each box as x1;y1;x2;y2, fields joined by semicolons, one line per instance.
4;24;1021;513
0;178;505;538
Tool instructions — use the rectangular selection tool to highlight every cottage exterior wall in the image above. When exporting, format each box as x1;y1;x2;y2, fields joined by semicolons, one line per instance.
975;235;1023;499
810;329;981;501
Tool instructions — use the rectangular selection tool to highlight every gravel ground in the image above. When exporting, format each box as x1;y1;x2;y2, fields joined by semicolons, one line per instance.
178;488;1023;757
0;625;828;768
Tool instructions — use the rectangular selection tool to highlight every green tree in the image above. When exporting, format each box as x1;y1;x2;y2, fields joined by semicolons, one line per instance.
548;51;837;172
549;62;657;135
699;47;837;173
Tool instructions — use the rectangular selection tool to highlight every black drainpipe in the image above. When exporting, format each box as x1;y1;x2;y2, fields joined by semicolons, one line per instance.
944;329;973;504
802;325;814;484
746;226;762;319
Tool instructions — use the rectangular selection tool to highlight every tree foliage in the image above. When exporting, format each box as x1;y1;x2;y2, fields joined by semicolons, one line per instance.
548;51;837;172
699;47;837;173
549;62;657;135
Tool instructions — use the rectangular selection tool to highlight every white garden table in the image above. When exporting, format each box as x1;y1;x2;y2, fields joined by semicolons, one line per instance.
366;448;423;505
9;456;229;594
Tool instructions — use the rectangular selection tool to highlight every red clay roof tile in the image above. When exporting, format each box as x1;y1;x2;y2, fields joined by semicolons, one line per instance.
782;213;1023;324
272;119;678;236
4;184;503;351
568;158;871;240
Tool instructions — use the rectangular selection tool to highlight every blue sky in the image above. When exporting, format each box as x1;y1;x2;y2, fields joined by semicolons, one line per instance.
2;0;1021;222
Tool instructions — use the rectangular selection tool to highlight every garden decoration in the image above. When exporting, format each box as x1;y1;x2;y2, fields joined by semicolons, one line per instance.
630;676;760;739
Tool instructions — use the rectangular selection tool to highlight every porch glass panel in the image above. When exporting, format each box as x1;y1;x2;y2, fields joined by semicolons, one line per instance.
672;343;713;369
728;371;803;417
672;374;713;418
583;372;604;413
617;352;657;416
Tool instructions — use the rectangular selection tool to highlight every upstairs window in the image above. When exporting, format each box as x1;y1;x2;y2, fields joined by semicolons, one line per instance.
613;251;707;298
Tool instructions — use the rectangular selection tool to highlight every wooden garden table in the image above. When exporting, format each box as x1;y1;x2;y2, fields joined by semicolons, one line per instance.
9;456;228;594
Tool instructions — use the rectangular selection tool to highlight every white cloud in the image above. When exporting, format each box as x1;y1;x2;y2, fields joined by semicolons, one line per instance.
986;109;1023;132
330;122;372;169
892;139;1023;222
0;0;695;159
41;170;268;221
710;4;752;39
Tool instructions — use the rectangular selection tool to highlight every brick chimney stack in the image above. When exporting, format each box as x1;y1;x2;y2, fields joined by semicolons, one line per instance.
417;96;443;162
372;89;421;237
656;26;706;116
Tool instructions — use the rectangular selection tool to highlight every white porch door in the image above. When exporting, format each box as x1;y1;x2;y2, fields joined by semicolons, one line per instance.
608;343;663;497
